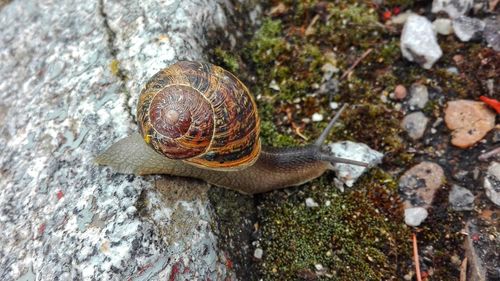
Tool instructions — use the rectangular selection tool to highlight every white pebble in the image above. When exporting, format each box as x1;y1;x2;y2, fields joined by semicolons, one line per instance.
254;248;263;259
305;198;319;208
404;207;428;226
329;102;339;109
312;113;324;122
269;80;280;91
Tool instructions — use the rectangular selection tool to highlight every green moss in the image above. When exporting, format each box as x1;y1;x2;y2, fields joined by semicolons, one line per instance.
213;47;240;73
248;19;287;68
259;169;411;280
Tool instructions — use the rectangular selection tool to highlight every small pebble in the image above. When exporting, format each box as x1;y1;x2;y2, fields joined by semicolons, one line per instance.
452;15;485;42
453;54;464;65
380;94;388;103
394;84;407;100
444;100;496;148
449;185;474;211
305;198;319;208
312;113;323;122
400;162;445;226
433;18;454;35
254;248;263;259
401;111;429;140
399;161;445;208
404;207;428;226
388;11;413;25
408;84;429;109
401;14;443;69
329;102;339;109
269;80;280;91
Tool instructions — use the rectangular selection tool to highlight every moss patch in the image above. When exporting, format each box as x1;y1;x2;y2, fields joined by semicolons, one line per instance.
258;169;411;280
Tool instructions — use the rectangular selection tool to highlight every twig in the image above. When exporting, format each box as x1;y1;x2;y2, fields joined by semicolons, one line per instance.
460;257;467;281
340;48;373;80
413;233;423;281
478;145;500;161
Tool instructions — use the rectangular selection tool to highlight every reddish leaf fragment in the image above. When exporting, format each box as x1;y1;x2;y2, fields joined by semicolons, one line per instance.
480;96;500;114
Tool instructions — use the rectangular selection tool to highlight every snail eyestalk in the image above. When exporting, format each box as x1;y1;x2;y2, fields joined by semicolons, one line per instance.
314;104;369;168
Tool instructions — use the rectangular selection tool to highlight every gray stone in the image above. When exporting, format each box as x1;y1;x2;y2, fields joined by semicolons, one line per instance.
484;162;500;206
401;14;443;69
409;84;429;109
328;141;384;190
433;18;454;35
449;185;474;211
484;16;500;51
432;0;473;18
452;16;485;42
0;0;248;280
402;112;429;140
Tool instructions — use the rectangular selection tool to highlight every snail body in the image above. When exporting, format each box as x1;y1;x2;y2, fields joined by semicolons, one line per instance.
96;61;367;194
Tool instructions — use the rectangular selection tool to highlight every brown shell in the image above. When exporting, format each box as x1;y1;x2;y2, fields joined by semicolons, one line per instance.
137;61;261;170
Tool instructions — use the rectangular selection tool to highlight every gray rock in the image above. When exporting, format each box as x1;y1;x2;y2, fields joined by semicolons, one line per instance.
404;207;429;226
433;18;454;35
484;16;500;51
409;84;429;109
449;185;474;211
401;14;443;69
0;0;247;280
432;0;473;18
484;162;500;206
328;141;384;190
401;112;429;140
452;16;485;42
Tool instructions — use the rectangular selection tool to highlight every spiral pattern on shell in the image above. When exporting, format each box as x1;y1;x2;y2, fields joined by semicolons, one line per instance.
137;61;261;170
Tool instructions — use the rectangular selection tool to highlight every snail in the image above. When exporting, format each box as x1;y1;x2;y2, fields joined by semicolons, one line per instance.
96;61;368;194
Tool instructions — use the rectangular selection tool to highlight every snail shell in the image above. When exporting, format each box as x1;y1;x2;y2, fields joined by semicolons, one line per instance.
136;61;261;171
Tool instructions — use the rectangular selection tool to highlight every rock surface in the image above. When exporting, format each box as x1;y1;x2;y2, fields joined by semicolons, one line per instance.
328;141;384;190
444;100;496;148
463;220;500;280
432;0;473;18
0;0;241;280
484;162;500;206
483;16;500;51
401;14;443;69
402;111;429;140
452;16;485;42
448;184;474;211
